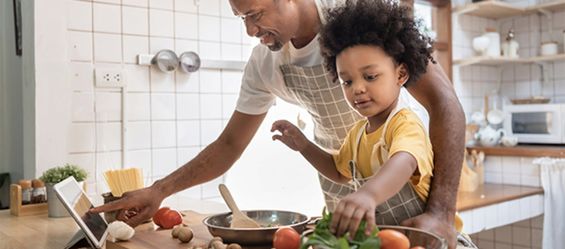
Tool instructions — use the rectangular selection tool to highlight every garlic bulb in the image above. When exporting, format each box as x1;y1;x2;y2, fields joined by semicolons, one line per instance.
108;221;135;241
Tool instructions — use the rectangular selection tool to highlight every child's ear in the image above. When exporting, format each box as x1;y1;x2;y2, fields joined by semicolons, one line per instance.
397;64;409;86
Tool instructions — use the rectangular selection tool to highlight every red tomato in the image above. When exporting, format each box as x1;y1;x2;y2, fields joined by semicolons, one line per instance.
159;209;182;229
378;229;410;249
152;207;170;227
410;247;425;249
273;227;300;249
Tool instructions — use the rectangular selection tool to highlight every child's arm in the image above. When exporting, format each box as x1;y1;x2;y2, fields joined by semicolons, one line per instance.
331;152;418;237
271;120;348;183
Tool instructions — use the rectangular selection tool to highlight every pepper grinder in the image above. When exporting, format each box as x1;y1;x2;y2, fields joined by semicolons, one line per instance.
502;29;519;58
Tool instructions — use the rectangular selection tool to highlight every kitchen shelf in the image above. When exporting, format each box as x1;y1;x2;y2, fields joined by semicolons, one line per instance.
467;145;565;157
454;54;565;66
453;0;565;19
457;183;543;211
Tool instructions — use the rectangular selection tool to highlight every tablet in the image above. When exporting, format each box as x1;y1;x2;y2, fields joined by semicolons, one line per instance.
54;176;108;248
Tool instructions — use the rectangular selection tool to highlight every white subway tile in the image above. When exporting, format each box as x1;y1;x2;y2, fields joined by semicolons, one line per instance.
220;0;234;18
176;71;200;93
520;175;541;187
199;16;221;42
174;0;198;13
531;194;544;216
554;61;565;79
149;0;173;10
175;39;198;55
150;9;174;37
95;91;122;121
69;31;93;61
127;93;150;120
177;186;202;199
242;45;253;61
221;71;242;93
177;93;200;120
123;35;149;64
96;122;122;151
177;121;200;146
177;147;200;165
200;69;222;93
93;33;122;63
125;65;150;92
67;153;96;183
149;37;175;54
151;93;176;120
68;123;96;153
150;67;176;92
93;0;120;4
72;92;95;122
200;94;222;119
221;43;242;61
175;13;198;40
93;3;121;33
221;18;242;44
152;148;178;176
69;62;94;91
127;122;151;150
485;172;503;184
123;0;148;7
520;157;540;176
126;150;152;180
512;226;531;247
151;121;176;148
222;94;237;119
68;0;92;31
199;0;220;16
501;157;521;174
202;176;225;199
123;6;149;36
484;156;502;173
200;120;222;145
502;173;521;185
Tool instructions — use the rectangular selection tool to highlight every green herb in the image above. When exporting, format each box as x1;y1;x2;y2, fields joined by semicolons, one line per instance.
40;164;88;184
300;210;380;249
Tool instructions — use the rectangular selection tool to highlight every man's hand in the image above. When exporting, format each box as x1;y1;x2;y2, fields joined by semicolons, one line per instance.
90;186;164;228
401;212;457;249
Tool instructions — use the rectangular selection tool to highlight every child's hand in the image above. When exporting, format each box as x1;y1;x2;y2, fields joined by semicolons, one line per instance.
330;189;377;238
271;120;309;152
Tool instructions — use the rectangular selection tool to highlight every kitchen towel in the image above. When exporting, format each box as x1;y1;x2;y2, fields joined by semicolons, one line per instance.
534;157;565;249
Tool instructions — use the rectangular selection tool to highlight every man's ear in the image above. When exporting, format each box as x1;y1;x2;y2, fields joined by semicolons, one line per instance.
397;64;409;86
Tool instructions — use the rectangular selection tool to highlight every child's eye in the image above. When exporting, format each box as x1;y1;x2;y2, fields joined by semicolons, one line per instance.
365;74;379;81
341;80;352;86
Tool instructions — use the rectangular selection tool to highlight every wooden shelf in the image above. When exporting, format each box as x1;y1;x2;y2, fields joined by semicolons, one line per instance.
453;1;525;19
457;183;543;211
467;145;565;157
453;0;565;19
454;54;565;66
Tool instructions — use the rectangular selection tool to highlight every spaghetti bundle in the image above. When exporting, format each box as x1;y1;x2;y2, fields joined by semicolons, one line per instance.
103;168;144;197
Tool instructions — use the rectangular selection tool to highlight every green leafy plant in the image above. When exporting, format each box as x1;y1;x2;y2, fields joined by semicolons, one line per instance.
40;164;88;184
300;210;380;249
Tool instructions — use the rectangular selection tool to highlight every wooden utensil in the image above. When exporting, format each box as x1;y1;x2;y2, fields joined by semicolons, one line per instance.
218;184;261;229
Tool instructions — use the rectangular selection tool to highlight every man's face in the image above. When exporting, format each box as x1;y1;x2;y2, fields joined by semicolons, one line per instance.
229;0;298;51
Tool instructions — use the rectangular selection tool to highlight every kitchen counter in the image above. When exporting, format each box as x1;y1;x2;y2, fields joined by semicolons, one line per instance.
456;183;543;211
467;145;565;157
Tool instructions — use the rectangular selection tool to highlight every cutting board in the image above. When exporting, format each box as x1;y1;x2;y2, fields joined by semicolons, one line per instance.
106;211;214;249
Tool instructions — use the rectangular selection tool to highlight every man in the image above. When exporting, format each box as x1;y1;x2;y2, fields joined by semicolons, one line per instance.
93;0;465;248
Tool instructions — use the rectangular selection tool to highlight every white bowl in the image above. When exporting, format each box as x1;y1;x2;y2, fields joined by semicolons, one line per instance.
473;36;490;55
501;136;518;147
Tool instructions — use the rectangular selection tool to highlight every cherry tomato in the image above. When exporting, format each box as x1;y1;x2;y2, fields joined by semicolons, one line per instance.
273;227;300;249
152;207;170;227
159;209;182;229
378;229;410;249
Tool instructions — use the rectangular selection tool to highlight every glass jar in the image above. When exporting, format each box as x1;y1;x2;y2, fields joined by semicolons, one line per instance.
31;179;47;203
19;180;32;205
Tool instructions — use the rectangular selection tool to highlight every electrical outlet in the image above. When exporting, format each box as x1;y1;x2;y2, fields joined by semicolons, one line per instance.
95;68;126;88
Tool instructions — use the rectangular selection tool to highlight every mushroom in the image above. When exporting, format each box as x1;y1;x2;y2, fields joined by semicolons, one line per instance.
177;227;194;243
226;243;242;249
208;237;226;249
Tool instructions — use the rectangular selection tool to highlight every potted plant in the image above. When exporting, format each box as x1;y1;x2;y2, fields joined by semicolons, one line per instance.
40;164;87;217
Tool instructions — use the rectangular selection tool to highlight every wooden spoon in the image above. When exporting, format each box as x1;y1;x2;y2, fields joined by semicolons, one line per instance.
218;184;261;228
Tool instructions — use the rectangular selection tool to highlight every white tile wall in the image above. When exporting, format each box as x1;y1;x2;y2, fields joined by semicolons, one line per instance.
64;0;252;200
483;156;541;187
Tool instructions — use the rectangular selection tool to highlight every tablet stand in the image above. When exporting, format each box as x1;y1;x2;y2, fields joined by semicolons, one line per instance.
64;230;98;249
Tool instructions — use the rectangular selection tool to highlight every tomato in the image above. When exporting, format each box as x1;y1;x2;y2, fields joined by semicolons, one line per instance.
378;229;410;249
153;207;170;227
273;227;300;249
160;210;182;229
410;247;425;249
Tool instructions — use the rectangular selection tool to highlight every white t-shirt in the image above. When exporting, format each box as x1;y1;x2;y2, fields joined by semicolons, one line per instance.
235;0;429;128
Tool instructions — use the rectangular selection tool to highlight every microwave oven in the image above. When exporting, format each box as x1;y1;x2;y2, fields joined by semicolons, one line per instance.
503;103;565;144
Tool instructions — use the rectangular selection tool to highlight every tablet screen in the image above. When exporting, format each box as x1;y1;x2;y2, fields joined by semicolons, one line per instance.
55;177;107;245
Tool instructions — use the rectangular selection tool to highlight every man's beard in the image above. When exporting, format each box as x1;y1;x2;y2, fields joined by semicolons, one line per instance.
266;40;284;51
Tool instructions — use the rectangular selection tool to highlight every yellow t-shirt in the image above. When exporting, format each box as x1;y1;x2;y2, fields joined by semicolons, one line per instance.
332;109;433;201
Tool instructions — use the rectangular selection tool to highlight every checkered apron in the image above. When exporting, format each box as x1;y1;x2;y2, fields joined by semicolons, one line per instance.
280;63;425;225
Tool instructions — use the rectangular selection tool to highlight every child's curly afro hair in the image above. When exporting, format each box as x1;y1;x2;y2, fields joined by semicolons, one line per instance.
319;0;435;85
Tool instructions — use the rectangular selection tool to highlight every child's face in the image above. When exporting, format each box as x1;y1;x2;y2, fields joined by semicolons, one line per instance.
336;45;408;119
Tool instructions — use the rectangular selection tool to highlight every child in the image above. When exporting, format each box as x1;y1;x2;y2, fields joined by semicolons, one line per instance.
271;0;435;238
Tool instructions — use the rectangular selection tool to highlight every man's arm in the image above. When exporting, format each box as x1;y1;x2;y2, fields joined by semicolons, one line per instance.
92;111;266;227
404;62;465;248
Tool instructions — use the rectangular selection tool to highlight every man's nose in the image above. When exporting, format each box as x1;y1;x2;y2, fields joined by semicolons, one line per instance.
244;20;260;37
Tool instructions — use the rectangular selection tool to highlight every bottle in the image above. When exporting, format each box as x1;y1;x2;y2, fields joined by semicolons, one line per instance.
18;180;32;205
31;179;47;203
502;29;519;58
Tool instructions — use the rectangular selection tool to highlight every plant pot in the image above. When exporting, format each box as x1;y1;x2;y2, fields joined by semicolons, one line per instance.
46;181;84;218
